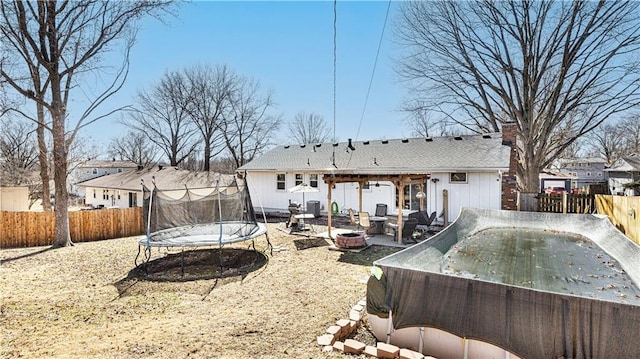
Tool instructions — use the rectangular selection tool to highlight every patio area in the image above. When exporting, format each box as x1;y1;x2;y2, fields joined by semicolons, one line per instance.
272;212;443;250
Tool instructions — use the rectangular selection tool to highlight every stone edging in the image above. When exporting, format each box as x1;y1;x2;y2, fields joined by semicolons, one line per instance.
317;298;435;359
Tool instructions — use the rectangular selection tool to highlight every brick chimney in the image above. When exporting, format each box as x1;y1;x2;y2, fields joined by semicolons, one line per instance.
501;122;518;210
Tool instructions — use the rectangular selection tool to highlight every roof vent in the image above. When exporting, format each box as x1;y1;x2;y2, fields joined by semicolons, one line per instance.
347;138;356;151
300;144;306;148
333;142;339;147
482;134;491;139
284;145;290;149
454;136;463;140
425;137;433;142
363;141;369;145
381;140;389;144
315;143;322;148
401;138;409;143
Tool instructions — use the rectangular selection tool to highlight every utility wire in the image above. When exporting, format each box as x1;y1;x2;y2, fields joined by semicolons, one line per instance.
333;0;337;143
354;0;391;141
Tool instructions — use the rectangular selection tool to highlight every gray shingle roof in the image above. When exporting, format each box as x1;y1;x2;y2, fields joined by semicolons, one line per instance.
606;153;640;172
76;166;235;191
77;160;138;169
239;134;510;174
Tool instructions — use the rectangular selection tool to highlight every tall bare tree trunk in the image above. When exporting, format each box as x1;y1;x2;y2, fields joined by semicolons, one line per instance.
36;102;51;212
51;110;72;247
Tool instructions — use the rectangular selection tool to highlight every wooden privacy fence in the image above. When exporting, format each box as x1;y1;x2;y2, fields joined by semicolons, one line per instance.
536;193;595;214
1;207;144;248
595;195;640;244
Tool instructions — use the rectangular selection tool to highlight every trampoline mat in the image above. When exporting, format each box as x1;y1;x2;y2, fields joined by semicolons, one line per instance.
140;222;267;247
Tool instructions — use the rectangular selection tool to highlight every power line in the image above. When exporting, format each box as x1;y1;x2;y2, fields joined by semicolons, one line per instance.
332;0;337;143
354;0;392;141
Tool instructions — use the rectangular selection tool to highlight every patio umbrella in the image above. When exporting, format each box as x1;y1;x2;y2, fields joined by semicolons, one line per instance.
288;183;319;211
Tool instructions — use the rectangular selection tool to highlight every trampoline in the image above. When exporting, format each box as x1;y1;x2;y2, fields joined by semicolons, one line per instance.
136;177;270;267
367;207;640;359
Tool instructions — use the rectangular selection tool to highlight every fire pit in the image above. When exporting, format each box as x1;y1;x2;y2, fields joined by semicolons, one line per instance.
335;232;367;249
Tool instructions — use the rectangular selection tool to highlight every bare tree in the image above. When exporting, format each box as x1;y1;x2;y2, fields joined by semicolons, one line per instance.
397;1;640;192
125;70;198;167
0;117;38;184
0;1;173;247
0;117;47;209
287;112;331;144
619;115;640;155
108;130;158;168
220;76;282;169
185;64;233;171
585;123;626;165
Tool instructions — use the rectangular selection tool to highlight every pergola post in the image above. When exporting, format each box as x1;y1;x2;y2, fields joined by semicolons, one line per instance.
327;179;333;239
395;181;405;245
358;180;364;212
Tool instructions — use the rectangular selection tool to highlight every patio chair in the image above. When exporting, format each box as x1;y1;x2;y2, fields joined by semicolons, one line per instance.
408;211;437;226
358;211;371;233
348;208;358;226
388;218;420;243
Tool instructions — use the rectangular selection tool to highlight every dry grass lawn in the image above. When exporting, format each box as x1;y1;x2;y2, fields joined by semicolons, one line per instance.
0;223;401;358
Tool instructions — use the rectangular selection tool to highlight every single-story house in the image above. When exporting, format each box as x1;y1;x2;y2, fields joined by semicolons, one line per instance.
238;124;517;227
606;153;640;196
76;166;234;208
70;159;138;196
0;186;30;212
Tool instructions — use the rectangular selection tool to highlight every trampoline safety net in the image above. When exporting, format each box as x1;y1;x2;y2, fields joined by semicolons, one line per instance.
140;179;267;248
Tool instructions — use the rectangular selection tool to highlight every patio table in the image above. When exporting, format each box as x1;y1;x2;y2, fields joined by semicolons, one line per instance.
369;216;387;234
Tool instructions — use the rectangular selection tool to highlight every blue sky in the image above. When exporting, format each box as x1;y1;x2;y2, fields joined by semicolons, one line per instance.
83;1;410;148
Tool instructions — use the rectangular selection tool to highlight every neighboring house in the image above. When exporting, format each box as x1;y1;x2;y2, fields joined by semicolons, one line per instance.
238;127;516;223
0;186;30;212
557;157;608;189
70;159;138;196
77;166;234;208
606;153;640;196
539;170;574;193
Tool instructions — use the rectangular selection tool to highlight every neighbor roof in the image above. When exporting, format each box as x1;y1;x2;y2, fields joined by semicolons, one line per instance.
77;159;138;169
605;153;640;172
239;134;510;174
76;166;235;191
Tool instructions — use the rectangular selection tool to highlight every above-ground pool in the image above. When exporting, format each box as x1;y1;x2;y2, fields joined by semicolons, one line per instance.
367;208;640;359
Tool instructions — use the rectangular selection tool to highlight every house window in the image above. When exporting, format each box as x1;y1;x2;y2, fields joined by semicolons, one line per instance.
450;172;467;183
362;182;370;190
103;189;109;200
310;174;318;188
93;190;96;199
117;191;121;200
276;174;286;190
295;173;303;186
396;182;426;210
117;168;123;173
92;168;98;175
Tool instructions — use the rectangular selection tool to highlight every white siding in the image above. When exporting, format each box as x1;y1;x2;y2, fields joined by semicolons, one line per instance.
84;187;142;208
246;170;502;221
0;187;30;212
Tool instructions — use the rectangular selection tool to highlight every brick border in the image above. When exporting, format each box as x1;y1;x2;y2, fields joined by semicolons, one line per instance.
317;298;435;359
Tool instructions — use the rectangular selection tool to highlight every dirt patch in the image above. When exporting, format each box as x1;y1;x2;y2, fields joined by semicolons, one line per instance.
0;223;401;358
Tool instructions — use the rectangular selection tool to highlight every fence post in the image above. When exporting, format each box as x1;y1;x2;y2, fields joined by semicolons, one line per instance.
443;189;449;225
562;193;568;214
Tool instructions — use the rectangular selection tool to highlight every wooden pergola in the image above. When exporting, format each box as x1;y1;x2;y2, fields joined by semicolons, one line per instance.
322;173;431;245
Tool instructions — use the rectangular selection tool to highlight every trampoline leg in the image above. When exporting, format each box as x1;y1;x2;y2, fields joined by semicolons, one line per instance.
181;248;185;278
135;245;142;267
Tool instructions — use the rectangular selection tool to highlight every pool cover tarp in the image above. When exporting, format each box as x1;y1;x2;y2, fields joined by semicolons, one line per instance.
368;208;640;358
